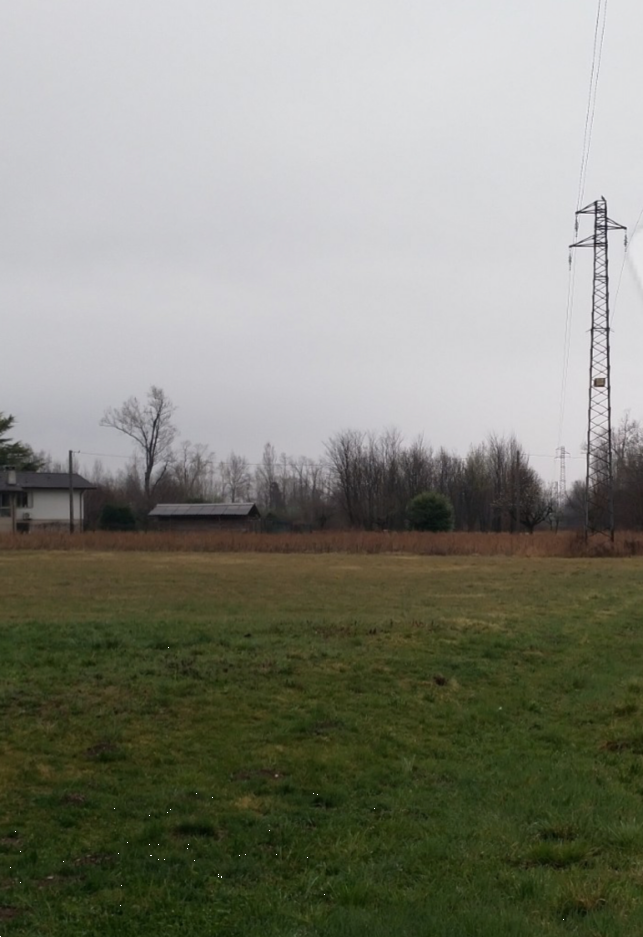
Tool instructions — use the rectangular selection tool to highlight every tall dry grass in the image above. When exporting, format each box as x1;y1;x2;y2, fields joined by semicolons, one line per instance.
1;529;643;556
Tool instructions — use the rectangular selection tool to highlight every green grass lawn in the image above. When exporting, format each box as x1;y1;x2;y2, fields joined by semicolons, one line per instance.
2;552;643;935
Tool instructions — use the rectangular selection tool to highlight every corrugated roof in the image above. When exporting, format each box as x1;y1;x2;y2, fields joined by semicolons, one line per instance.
149;502;260;518
0;471;95;492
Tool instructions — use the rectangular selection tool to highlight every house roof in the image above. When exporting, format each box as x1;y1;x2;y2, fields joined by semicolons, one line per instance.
150;502;260;518
0;471;95;492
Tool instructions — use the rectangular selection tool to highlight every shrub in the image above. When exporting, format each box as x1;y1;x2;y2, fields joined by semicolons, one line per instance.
98;504;137;531
406;491;454;532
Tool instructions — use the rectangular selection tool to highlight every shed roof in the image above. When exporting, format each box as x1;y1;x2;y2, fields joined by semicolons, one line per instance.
150;502;260;518
0;471;95;492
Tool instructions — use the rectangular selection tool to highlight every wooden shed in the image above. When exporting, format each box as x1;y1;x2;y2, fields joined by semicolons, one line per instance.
149;502;261;532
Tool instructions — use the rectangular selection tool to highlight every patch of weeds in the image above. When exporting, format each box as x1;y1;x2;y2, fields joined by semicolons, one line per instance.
313;791;344;810
570;675;588;691
310;719;343;736
90;637;122;651
166;656;204;679
0;688;41;714
614;701;638;716
557;885;608;918
332;879;374;907
149;638;173;650
284;677;305;690
519;840;596;869
537;823;577;842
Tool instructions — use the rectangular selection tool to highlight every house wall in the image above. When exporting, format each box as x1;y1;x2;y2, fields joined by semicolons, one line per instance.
31;490;85;523
0;490;86;533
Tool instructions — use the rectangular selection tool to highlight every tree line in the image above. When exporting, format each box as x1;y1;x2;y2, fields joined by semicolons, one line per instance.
3;387;643;532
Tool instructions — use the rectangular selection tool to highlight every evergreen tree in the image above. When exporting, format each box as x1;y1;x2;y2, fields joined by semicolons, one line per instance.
0;413;41;470
406;491;454;532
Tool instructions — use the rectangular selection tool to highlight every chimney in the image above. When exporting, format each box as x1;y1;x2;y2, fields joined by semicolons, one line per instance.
6;468;16;486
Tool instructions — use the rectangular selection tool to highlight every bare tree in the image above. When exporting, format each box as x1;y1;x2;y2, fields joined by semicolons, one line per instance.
462;444;491;531
100;386;177;503
326;430;367;526
170;441;214;501
220;452;252;502
508;465;554;534
288;455;334;527
255;443;279;510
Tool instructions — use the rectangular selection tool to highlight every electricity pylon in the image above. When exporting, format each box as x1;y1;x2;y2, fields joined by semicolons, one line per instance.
556;446;568;510
570;197;626;541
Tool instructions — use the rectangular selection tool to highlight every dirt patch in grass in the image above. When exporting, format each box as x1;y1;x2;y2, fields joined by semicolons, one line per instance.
0;835;22;848
60;792;87;806
83;741;123;761
0;906;22;920
232;768;286;781
73;853;114;867
37;875;67;889
234;794;263;813
600;736;643;754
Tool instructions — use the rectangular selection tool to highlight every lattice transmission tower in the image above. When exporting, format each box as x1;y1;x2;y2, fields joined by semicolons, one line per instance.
556;446;568;510
570;197;626;541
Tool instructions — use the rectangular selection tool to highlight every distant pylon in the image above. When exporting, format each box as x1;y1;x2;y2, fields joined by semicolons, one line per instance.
556;446;568;509
570;197;626;541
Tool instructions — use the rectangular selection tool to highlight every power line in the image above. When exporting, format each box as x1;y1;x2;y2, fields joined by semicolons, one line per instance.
77;450;330;469
576;0;608;212
611;204;643;326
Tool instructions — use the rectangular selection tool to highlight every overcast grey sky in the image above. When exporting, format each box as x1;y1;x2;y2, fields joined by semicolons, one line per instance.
2;0;643;483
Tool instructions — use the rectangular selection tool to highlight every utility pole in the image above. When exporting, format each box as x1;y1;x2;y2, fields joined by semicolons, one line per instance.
514;447;521;533
69;449;75;534
570;197;626;541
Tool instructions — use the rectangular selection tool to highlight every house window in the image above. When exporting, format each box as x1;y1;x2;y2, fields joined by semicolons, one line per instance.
0;492;31;509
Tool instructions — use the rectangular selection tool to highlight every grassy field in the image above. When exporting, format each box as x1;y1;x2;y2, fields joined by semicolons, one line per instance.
2;552;643;936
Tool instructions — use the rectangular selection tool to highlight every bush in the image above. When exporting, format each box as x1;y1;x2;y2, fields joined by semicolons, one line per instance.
406;491;454;532
99;504;137;531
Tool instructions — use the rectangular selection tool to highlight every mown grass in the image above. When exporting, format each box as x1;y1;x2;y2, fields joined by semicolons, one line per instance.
2;552;643;935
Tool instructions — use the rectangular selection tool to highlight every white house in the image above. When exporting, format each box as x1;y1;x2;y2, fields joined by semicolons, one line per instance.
0;470;95;533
